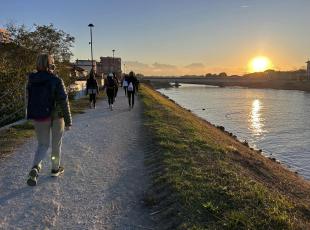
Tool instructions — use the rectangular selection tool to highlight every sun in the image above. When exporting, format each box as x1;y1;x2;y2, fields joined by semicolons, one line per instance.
249;56;272;72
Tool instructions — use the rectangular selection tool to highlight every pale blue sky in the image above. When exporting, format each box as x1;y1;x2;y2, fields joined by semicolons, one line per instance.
1;0;310;75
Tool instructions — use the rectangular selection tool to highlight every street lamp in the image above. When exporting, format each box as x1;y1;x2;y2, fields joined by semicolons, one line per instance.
112;49;115;73
112;49;115;59
88;23;94;72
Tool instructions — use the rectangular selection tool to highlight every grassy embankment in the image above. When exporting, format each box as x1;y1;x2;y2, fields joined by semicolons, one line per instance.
141;84;310;229
0;94;104;159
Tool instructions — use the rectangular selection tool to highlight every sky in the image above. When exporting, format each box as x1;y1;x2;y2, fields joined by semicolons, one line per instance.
1;0;310;76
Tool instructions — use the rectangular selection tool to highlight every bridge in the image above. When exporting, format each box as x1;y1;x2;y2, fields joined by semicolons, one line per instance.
144;76;310;91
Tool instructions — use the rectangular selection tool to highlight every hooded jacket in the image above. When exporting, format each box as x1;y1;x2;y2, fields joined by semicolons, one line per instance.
27;71;72;126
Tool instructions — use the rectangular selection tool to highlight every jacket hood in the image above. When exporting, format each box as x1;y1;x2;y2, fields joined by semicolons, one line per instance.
28;71;53;83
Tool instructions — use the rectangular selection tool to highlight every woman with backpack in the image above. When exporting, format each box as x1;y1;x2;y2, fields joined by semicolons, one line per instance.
104;73;117;110
122;74;129;96
26;53;72;186
127;71;137;110
86;70;99;109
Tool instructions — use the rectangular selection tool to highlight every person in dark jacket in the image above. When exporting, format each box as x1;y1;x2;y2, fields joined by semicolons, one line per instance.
26;53;72;186
127;71;138;110
104;73;117;110
112;73;119;100
86;70;99;108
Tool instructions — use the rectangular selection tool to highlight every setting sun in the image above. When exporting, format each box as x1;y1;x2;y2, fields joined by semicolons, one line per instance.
249;56;272;73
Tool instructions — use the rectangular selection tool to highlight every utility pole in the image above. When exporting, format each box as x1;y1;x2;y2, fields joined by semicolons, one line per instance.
88;23;94;72
112;49;115;73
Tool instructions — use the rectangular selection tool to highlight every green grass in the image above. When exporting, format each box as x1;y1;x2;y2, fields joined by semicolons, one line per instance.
141;84;310;230
0;94;104;158
0;121;35;158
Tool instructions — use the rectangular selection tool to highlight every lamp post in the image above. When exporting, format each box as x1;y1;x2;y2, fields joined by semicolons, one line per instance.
112;49;115;73
307;60;310;81
88;23;94;72
123;63;126;74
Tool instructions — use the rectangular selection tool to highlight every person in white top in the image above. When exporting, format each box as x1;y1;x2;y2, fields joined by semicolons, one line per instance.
122;74;129;96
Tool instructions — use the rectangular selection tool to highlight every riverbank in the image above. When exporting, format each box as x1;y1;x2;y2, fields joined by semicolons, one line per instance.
0;95;104;159
141;84;310;229
145;77;310;92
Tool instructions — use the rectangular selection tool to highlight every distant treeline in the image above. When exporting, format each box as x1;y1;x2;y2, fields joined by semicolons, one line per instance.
146;69;308;80
0;24;75;127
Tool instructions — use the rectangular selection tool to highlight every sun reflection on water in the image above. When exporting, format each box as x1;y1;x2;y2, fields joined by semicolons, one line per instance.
250;99;264;136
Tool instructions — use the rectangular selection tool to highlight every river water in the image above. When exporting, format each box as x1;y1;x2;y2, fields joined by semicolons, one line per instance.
158;84;310;180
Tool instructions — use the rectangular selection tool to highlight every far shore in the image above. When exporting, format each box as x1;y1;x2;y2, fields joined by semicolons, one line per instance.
144;76;310;92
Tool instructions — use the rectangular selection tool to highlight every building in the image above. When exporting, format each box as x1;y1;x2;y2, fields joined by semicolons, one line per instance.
96;56;122;79
70;65;88;79
75;59;96;75
306;60;310;81
0;28;10;43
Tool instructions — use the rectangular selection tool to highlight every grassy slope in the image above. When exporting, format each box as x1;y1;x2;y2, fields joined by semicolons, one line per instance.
0;95;104;159
140;84;310;230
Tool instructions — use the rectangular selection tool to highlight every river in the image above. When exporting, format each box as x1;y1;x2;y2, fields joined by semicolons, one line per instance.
158;84;310;180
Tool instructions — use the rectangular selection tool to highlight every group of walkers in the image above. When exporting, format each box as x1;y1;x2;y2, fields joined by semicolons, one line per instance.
86;70;139;111
26;53;139;186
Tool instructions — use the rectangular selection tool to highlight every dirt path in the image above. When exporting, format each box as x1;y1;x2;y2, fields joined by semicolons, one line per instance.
0;92;155;229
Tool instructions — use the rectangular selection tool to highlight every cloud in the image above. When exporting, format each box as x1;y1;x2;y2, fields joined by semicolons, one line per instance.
124;61;179;76
185;63;205;69
240;5;249;8
152;62;177;70
123;60;245;76
124;61;149;69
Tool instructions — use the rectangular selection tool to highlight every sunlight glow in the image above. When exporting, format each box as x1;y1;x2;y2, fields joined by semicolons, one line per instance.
249;56;272;72
250;99;264;136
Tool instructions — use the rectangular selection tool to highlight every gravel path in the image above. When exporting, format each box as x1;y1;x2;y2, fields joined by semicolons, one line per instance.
0;92;155;229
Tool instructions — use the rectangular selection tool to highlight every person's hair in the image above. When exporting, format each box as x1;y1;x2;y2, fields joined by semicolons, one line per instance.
36;53;55;72
129;71;135;77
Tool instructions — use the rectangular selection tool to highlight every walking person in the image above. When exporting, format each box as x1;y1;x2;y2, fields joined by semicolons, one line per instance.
26;53;72;186
86;70;99;109
127;71;138;110
122;74;128;96
104;73;117;110
113;73;119;101
135;79;140;93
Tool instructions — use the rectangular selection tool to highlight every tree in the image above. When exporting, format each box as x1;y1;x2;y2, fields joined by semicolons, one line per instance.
6;23;75;62
0;23;75;126
5;23;75;86
218;72;227;77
